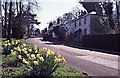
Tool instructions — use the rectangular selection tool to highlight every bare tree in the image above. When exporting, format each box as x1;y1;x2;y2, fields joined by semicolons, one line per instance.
8;1;12;40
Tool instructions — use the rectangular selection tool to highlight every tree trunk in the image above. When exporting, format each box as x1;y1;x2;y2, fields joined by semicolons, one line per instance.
116;1;120;34
7;1;12;40
17;1;22;39
4;2;7;38
16;0;19;13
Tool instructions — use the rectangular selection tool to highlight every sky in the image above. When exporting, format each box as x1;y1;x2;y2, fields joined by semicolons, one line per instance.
35;0;82;30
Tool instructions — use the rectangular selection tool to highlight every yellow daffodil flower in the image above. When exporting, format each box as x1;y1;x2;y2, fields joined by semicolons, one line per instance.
35;50;38;53
31;54;36;59
28;57;31;60
24;48;27;51
57;51;61;57
11;50;13;52
16;41;18;45
22;49;25;52
39;57;44;61
47;51;50;55
8;43;11;46
4;44;7;47
18;55;22;59
28;49;32;52
12;41;14;45
24;51;27;54
62;57;66;63
7;40;9;42
54;59;59;63
23;44;26;46
22;58;29;64
17;47;21;52
27;54;30;57
14;47;17;50
36;54;40;58
50;51;55;56
43;47;47;51
11;51;16;55
33;61;39;65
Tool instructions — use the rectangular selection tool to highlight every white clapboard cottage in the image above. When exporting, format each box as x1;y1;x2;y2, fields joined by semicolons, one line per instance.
65;12;105;41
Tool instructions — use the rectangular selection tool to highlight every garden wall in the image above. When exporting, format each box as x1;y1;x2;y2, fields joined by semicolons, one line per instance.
82;34;120;54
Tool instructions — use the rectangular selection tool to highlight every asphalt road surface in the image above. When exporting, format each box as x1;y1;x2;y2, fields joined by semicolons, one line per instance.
27;38;120;78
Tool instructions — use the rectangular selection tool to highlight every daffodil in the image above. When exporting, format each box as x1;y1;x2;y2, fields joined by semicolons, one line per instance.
54;59;59;63
7;40;9;42
61;57;66;63
23;44;26;46
28;57;31;60
47;51;50;55
8;43;11;46
18;55;22;59
22;49;25;52
33;61;39;65
27;54;30;57
22;58;29;64
11;51;16;55
31;54;36;59
43;47;47;51
14;47;17;50
57;51;61;57
24;51;27;54
4;44;7;47
17;47;21;52
58;54;61;58
16;41;18;45
54;56;57;59
17;40;20;43
50;51;55;56
39;57;44;61
36;54;40;58
24;48;27;51
28;49;32;52
35;50;38;53
54;58;61;63
12;41;14;45
11;50;13;52
22;58;26;63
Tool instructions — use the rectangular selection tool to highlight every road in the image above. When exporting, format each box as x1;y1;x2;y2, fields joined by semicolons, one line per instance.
27;38;120;77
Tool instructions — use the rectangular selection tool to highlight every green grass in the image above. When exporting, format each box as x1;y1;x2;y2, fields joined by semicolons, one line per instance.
52;64;83;77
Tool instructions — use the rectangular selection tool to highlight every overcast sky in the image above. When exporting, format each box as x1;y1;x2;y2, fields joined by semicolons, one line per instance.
35;0;81;30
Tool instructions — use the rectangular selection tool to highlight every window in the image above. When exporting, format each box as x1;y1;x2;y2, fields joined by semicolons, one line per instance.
74;21;76;27
79;19;81;26
84;17;86;24
84;29;87;35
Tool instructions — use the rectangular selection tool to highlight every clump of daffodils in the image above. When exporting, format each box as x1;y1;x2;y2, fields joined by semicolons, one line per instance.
2;39;22;54
3;39;66;76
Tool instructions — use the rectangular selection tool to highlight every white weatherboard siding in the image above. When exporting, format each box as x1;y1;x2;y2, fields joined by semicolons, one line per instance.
69;14;91;35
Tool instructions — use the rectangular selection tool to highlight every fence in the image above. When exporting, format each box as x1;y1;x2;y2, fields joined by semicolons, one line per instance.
82;34;120;54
